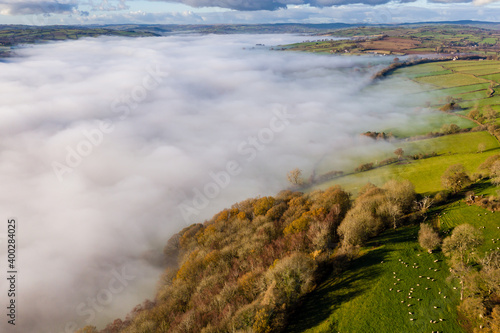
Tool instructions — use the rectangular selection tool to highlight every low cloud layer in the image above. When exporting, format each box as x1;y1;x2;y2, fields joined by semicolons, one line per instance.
0;34;423;332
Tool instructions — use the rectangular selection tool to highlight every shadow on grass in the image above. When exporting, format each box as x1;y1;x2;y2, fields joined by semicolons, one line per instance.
286;246;390;332
368;226;418;247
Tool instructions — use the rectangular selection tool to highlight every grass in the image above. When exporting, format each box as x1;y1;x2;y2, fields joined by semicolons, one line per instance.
402;131;499;155
315;147;500;196
414;73;489;88
385;112;476;138
287;227;464;333
437;201;500;255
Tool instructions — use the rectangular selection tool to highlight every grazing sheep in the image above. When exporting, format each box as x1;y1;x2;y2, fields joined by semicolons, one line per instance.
419;275;423;278
407;304;411;307
417;284;420;286
443;296;447;298
389;288;393;291
409;312;413;314
434;306;438;308
410;318;414;321
401;300;405;303
427;277;431;279
439;291;441;294
425;287;429;290
434;260;439;262
417;299;422;301
397;290;401;292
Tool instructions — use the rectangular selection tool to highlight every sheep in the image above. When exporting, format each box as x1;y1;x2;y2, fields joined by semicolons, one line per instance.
407;304;412;307
434;306;438;309
439;291;441;294
417;284;420;286
409;312;413;314
397;290;401;292
389;288;393;291
410;318;414;321
443;296;447;298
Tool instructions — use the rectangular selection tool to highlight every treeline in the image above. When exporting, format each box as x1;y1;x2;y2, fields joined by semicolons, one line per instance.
80;180;420;333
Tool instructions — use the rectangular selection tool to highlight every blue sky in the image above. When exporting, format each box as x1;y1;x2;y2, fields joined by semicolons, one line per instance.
1;0;500;25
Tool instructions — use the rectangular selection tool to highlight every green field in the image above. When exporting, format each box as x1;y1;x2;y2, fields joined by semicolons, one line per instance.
415;73;489;88
437;202;500;254
314;131;500;195
288;227;464;333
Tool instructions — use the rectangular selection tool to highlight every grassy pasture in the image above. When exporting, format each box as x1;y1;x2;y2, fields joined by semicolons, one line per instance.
438;202;500;255
386;113;476;138
456;89;490;100
414;73;489;88
480;72;500;83
287;227;464;333
315;147;500;196
480;37;497;45
435;82;491;96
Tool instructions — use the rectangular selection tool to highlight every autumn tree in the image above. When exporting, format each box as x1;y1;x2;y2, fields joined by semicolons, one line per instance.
441;164;471;193
394;148;404;160
287;168;304;186
418;223;441;253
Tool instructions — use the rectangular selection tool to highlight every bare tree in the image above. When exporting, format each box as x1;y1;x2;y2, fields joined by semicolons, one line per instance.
415;196;434;213
287;168;304;186
418;223;441;253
